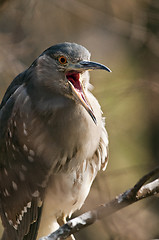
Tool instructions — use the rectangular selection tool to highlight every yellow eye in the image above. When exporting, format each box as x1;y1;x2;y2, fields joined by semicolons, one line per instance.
58;56;67;64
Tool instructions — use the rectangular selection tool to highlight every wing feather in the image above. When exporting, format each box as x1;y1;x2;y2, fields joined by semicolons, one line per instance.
0;71;48;240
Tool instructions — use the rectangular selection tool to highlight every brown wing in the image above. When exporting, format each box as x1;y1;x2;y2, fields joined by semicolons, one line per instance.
0;76;49;240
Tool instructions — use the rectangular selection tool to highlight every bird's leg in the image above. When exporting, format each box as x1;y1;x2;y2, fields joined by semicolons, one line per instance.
57;215;76;240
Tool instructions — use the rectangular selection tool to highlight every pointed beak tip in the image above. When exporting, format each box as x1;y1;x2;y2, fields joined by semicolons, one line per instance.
102;65;111;73
104;67;112;73
94;118;97;125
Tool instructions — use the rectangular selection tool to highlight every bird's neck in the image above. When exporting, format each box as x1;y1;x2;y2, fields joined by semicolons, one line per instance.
28;83;75;115
39;94;74;113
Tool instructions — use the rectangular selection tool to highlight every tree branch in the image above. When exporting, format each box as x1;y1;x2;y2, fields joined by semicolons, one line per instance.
39;166;159;240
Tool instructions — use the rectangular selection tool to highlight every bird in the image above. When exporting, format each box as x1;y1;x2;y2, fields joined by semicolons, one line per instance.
0;42;111;240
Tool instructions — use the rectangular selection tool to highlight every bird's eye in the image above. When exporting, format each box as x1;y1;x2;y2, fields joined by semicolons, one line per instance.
58;56;67;64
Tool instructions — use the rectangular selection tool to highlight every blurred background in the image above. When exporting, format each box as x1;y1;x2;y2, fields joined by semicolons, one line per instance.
0;0;159;239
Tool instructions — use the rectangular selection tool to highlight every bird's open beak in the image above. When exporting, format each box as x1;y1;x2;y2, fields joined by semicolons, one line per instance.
66;61;111;125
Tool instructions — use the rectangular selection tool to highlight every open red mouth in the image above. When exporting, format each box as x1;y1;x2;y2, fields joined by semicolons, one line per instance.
66;72;81;91
66;71;97;124
66;72;86;103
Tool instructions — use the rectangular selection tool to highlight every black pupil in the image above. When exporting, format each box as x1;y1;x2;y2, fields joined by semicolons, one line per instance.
60;57;66;63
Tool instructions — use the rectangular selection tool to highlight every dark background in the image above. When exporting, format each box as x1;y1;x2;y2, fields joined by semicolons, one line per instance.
0;0;159;239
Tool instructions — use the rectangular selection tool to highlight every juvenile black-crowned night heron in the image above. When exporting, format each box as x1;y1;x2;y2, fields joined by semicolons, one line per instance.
0;42;111;240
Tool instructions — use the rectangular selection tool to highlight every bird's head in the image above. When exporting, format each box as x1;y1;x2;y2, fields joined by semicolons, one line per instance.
34;42;111;124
